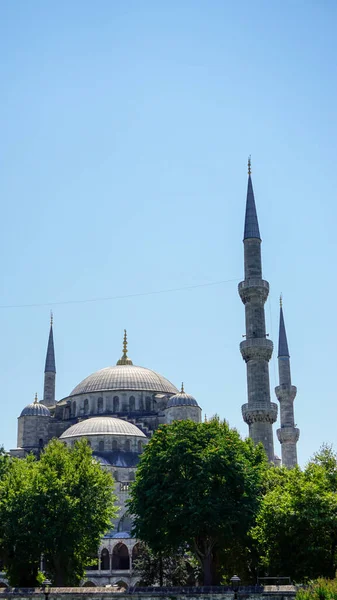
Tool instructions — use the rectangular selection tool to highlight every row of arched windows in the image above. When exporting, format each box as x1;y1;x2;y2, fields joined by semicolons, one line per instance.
94;439;143;452
70;396;153;418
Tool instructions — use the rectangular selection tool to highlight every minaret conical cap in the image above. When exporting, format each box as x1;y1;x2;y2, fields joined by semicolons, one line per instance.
44;312;56;373
243;157;261;241
116;330;133;365
278;297;290;358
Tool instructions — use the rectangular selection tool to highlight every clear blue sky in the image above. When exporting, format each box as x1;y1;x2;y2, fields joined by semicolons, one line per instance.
1;0;336;466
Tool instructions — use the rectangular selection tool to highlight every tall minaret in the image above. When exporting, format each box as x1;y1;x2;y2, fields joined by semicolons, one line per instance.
239;158;278;462
43;312;56;406
275;298;299;468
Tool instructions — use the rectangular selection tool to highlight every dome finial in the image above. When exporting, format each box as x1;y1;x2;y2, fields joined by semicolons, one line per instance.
123;329;128;356
50;310;53;326
116;330;133;366
181;382;184;393
248;155;251;176
280;293;283;308
34;392;38;404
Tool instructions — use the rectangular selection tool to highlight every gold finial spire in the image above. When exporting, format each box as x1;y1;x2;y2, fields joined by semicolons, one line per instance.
181;382;184;393
123;329;127;356
116;330;133;366
280;294;283;308
248;155;251;176
50;310;53;326
34;393;38;404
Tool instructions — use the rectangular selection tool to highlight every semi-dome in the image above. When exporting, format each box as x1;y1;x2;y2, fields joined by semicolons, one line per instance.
20;394;51;417
70;331;178;396
166;384;199;408
70;365;178;396
60;416;146;440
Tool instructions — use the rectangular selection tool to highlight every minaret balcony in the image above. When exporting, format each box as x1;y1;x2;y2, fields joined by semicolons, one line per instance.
275;384;297;403
240;338;273;362
277;426;300;444
238;279;269;304
242;402;278;425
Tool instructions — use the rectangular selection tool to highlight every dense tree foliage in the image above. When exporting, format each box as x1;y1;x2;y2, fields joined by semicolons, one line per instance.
252;445;337;581
133;543;198;586
129;418;267;585
0;439;117;586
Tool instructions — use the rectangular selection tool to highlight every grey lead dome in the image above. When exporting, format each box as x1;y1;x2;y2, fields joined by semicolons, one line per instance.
70;364;178;396
60;416;146;439
20;402;51;417
166;391;199;408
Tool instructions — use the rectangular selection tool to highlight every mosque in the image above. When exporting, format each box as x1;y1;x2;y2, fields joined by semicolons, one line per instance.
7;162;299;588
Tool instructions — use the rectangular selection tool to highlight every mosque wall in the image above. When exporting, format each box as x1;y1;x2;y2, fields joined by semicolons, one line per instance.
17;416;50;450
165;405;201;424
63;391;170;420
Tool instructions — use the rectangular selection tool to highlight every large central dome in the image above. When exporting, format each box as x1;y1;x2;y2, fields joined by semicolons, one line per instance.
70;364;178;396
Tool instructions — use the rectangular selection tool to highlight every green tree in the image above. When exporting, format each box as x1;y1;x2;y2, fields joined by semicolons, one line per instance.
128;418;267;585
0;439;117;586
252;446;337;581
133;543;197;586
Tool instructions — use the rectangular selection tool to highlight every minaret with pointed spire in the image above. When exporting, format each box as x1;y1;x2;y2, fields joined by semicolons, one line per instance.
239;158;278;462
275;297;299;468
43;312;56;406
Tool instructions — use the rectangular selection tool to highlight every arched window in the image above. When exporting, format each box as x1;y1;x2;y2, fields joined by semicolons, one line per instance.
98;440;104;452
111;543;130;570
124;440;131;452
113;396;119;413
98;397;103;414
129;396;135;412
113;471;118;481
83;581;96;587
137;440;143;452
145;397;151;411
112;439;118;450
101;548;110;571
129;471;135;481
87;440;91;447
84;399;89;415
72;401;76;417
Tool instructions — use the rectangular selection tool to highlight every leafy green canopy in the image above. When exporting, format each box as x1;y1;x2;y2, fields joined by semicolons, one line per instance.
129;418;267;585
132;543;198;587
252;445;337;582
0;439;117;586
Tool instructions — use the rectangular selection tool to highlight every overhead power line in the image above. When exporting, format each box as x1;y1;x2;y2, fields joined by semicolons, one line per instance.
0;278;240;310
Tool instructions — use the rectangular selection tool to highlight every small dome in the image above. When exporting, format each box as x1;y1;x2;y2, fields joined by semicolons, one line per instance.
60;417;146;440
166;384;199;408
20;395;51;417
112;532;131;539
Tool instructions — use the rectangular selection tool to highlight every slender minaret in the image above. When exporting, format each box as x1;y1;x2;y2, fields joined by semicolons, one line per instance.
275;297;299;468
239;158;278;462
43;311;56;406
